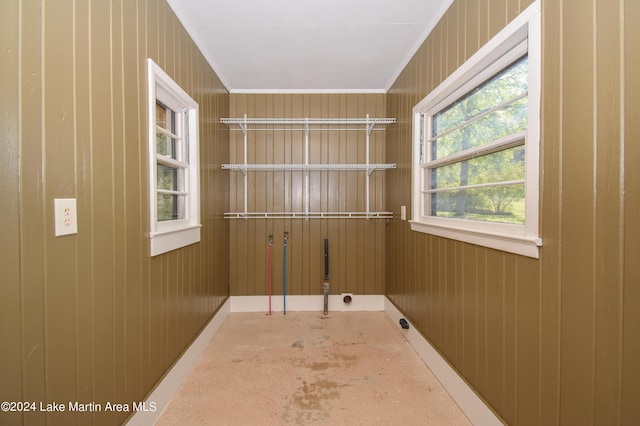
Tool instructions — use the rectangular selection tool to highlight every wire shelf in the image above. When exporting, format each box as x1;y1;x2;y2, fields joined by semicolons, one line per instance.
224;211;394;219
221;117;395;132
222;163;396;172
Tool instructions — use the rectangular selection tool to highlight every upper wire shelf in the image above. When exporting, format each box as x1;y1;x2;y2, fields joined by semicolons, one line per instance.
220;117;396;132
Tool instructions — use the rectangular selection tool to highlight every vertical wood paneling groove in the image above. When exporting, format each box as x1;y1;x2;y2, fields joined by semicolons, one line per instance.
74;0;95;413
44;2;78;424
593;0;623;424
0;2;23;425
123;0;142;403
560;1;596;424
504;254;517;424
622;3;640;424
539;0;562;422
112;0;127;409
465;0;479;60
91;1;117;418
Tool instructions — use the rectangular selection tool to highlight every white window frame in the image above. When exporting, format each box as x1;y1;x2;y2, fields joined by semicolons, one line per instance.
147;59;201;256
410;1;541;258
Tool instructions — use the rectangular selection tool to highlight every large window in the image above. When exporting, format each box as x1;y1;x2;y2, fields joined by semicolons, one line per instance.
411;1;541;258
147;59;201;256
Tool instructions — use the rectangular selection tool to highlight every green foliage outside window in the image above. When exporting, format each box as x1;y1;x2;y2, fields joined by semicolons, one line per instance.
157;165;181;221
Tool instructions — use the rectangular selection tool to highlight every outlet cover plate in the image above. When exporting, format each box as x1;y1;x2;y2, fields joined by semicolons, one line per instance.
54;198;78;236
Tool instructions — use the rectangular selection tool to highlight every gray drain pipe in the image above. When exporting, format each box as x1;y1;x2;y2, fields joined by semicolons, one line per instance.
323;239;329;315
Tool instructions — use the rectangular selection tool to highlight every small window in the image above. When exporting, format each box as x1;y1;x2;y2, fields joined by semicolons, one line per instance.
147;59;201;256
411;1;541;258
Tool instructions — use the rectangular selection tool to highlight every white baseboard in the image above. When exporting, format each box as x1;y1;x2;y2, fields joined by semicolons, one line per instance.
128;295;499;426
126;298;231;426
230;294;384;313
383;298;502;425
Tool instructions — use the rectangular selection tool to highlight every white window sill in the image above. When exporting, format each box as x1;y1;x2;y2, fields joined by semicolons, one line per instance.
409;220;541;258
150;224;201;256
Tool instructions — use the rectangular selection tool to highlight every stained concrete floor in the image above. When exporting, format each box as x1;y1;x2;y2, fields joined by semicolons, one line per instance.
156;311;471;425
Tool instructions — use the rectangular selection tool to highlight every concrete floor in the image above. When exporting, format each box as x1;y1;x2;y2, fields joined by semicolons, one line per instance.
156;311;471;425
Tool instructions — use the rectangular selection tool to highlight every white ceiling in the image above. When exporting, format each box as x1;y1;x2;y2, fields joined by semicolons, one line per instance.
166;0;453;93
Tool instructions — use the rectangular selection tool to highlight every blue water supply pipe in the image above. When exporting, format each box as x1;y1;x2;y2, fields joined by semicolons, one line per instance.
283;231;288;315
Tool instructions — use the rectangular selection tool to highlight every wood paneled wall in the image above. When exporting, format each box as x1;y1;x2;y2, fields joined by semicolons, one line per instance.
386;0;640;425
228;94;387;296
0;1;229;425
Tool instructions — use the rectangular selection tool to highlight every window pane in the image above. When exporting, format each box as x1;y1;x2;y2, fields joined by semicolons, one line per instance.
429;145;525;189
156;132;177;158
157;193;186;221
434;56;528;136
429;184;525;224
428;146;526;224
156;102;177;159
156;103;167;129
432;98;527;159
157;164;183;191
432;56;528;160
156;102;175;132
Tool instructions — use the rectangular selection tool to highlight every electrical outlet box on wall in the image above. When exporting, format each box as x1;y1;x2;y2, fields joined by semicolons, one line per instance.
54;198;78;236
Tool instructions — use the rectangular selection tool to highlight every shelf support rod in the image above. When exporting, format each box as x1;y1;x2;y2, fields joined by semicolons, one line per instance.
243;113;248;219
366;114;370;219
304;117;310;219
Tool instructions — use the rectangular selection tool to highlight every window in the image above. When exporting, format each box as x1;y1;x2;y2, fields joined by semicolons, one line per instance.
147;59;201;256
411;1;541;258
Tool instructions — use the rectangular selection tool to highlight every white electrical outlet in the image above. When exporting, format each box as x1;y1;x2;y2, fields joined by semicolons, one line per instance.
54;198;78;236
400;205;406;221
